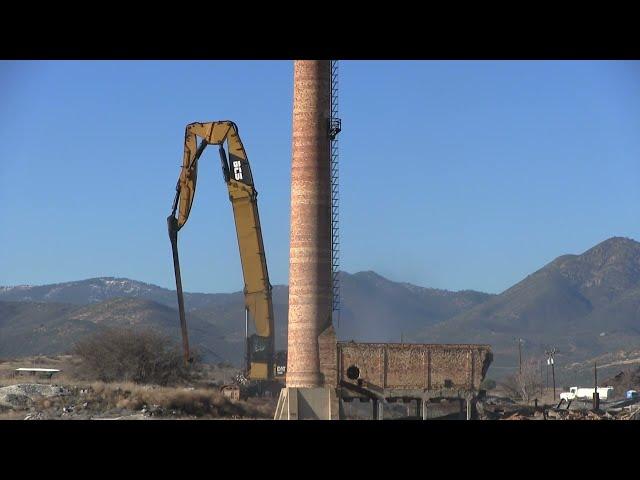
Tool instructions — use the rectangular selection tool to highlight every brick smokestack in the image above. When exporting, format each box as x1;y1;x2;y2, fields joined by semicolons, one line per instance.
286;60;332;388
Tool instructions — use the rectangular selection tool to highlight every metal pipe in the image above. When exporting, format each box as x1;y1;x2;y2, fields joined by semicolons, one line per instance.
168;216;190;365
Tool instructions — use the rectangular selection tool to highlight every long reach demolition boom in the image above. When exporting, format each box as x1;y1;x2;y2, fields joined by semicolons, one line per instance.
167;121;275;380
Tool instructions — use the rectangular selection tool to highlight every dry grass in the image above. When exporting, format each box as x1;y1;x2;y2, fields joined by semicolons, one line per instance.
0;354;276;419
30;381;274;419
0;355;77;386
0;410;27;420
0;354;239;389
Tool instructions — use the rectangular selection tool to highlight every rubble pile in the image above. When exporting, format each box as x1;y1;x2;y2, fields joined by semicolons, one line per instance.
476;395;640;420
0;384;70;409
0;381;276;420
616;405;640;420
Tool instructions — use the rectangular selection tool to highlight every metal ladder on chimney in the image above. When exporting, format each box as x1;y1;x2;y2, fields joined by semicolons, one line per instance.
329;60;342;325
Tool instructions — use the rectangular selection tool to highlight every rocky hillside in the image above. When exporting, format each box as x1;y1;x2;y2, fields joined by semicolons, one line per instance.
0;277;228;309
413;237;640;381
0;298;238;363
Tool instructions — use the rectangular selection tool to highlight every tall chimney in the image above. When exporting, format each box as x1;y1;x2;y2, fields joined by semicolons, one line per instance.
286;60;332;388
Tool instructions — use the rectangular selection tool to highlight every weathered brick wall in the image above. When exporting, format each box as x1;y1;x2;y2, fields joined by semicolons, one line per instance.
319;325;338;388
337;342;492;391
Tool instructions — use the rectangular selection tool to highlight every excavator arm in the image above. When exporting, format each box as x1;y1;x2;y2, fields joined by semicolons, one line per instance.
167;121;275;380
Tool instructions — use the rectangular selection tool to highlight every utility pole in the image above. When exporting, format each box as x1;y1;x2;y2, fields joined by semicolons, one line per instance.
546;357;549;389
516;338;523;375
546;348;557;401
552;357;556;401
593;362;600;410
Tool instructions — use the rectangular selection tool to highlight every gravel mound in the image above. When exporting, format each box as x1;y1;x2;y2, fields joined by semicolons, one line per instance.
0;384;70;408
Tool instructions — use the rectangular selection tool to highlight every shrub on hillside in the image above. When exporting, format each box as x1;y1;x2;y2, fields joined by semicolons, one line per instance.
72;328;198;386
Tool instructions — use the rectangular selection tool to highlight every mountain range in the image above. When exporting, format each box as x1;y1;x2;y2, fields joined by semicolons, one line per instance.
0;272;491;363
413;236;640;382
2;236;640;383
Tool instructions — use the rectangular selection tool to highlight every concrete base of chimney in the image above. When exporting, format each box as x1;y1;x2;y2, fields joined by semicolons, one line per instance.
274;386;340;420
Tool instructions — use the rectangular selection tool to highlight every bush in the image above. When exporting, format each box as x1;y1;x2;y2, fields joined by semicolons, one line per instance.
500;359;543;403
72;328;198;386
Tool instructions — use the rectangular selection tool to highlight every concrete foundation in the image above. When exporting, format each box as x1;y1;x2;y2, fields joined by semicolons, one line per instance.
274;386;340;420
275;325;338;420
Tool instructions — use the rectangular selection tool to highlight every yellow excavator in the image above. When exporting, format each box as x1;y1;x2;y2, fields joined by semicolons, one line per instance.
167;121;283;383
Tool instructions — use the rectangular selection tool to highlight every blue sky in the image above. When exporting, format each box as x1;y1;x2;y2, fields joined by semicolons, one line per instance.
1;61;638;294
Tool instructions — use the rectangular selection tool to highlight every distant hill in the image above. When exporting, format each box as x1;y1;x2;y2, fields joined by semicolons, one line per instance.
602;364;640;397
413;237;640;382
0;277;229;310
0;300;86;358
0;272;491;364
0;297;236;363
335;271;492;342
3;237;640;383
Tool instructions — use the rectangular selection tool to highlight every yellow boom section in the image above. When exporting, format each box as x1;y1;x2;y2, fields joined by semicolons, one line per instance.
168;121;274;380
